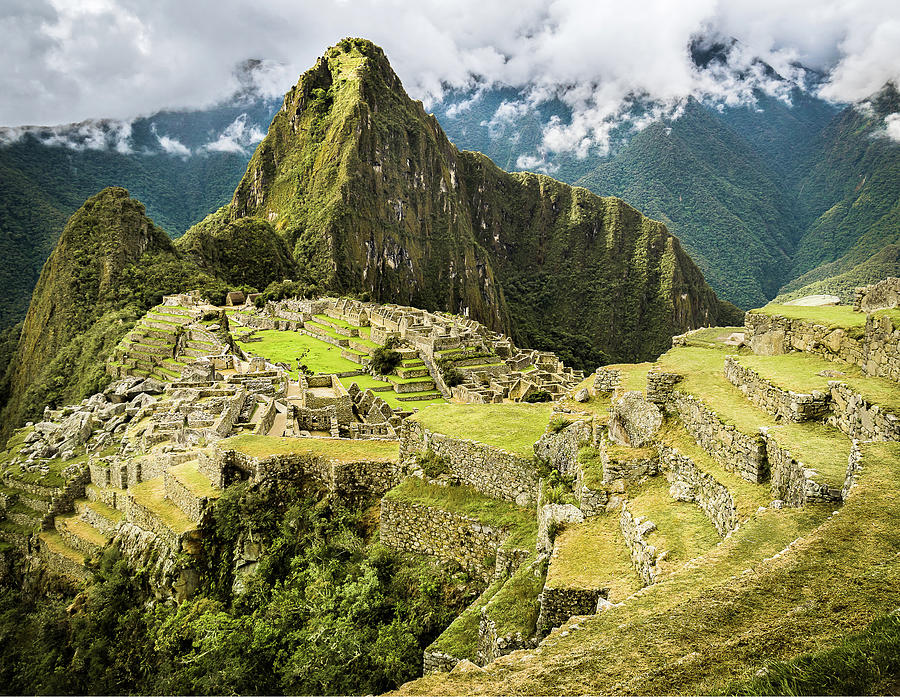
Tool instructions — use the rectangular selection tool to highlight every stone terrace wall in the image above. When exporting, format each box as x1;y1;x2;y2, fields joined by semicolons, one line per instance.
659;444;738;535
646;370;683;405
670;391;767;483
619;504;662;585
854;277;900;312
601;441;659;484
379;498;509;581
573;457;608;517
593;368;621;393
537;587;603;634
745;311;900;383
533;419;593;476
400;420;539;506
842;441;863;500
423;650;460;675
724;356;830;423
828;381;900;442
763;431;843;506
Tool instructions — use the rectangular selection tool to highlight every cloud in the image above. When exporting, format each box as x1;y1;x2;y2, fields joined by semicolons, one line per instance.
152;125;191;157
882;113;900;143
0;119;133;152
201;113;265;153
0;0;897;158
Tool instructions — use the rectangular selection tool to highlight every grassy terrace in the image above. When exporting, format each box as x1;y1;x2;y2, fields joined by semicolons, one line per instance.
545;516;641;600
222;434;399;463
409;403;554;458
656;345;851;487
751;304;900;334
482;552;545;641
679;326;746;348
169;461;220;499
626;476;721;563
604;361;654;392
242;330;360;376
737;352;900;415
338;376;447;409
129;478;194;535
383;478;537;548
657;421;770;518
396;443;900;696
429;579;505;661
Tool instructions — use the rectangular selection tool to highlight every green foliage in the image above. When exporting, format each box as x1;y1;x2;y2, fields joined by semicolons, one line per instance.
0;485;469;695
416;449;451;479
370;338;402;376
442;366;464;388
548;416;573;434
254;279;317;308
524;389;552;403
727;610;900;696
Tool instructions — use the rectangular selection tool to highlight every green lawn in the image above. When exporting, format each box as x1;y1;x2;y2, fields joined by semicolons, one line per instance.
409;403;554;457
679;326;746;348
738;353;900;415
751;304;866;330
656;346;851;488
384;478;537;547
626;476;721;563
603;362;654;392
222;434;399;463
243;330;360;375
545;515;641;600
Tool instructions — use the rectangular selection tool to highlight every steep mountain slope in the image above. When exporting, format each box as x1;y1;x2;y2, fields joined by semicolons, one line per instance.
219;38;738;367
0;187;227;436
0;97;278;331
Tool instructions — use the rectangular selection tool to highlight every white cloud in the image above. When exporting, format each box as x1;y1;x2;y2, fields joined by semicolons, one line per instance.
0;119;133;151
0;0;897;159
882;113;900;143
152;125;191;157
201;113;266;153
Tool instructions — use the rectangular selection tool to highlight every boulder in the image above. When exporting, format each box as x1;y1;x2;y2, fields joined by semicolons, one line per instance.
573;387;590;402
608;391;662;448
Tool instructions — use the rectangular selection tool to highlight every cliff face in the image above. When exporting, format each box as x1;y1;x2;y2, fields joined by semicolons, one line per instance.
226;38;738;365
0;188;225;435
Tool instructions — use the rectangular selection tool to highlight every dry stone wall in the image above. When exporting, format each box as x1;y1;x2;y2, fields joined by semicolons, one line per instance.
537;587;603;634
745;311;900;383
659;444;738;535
646;370;683;405
854;277;900;312
379;497;509;581
724;356;830;423
400;420;539;506
619;504;663;585
763;431;843;506
670;391;767;483
533;419;593;476
828;382;900;442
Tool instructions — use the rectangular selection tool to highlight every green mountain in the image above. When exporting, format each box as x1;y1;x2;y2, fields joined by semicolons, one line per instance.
215;38;739;368
0;187;229;435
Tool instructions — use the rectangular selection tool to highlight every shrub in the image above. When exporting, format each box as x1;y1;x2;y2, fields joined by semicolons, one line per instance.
443;366;464;388
524;389;552;403
416;449;450;479
549;416;573;433
370;337;402;376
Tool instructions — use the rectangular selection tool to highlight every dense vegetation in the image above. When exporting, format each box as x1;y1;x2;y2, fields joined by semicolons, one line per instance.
0;188;231;437
0;482;471;695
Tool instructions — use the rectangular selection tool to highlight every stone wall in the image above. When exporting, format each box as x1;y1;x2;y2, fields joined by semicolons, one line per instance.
724;356;830;423
828;381;900;442
423;650;461;674
533;419;593;476
400;420;539;506
646;370;683;405
763;431;843;506
593;368;621;393
601;440;659;484
537;587;603;634
379;497;509;581
854;277;900;312
842;441;863;501
659;444;738;535
40;463;91;530
670;391;767;483
213;389;247;438
573;456;608;517
619;504;663;585
745;311;900;383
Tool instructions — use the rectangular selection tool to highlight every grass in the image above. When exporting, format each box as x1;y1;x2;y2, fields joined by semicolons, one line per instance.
545;516;641;600
428;579;505;661
483;552;545;638
384;478;537;549
680;326;746;348
656;346;852;487
737;352;900;415
222;434;400;463
129;478;195;534
409;403;554;458
751;304;868;330
338;375;447;409
395;443;900;695
656;421;770;519
577;446;605;490
626;476;721;563
243;330;360;376
169;461;221;499
39;530;86;565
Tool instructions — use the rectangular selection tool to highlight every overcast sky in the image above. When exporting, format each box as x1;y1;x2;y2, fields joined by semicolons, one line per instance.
3;0;899;137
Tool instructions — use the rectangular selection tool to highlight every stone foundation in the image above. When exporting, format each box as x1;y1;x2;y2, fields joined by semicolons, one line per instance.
537;587;604;633
828;381;900;442
724;356;830;423
400;420;539;506
619;504;663;585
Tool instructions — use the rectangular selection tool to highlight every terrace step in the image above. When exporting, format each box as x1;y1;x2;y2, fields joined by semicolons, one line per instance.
37;531;92;582
125;477;198;554
74;498;124;536
397;366;431;379
54;512;109;558
163;460;221;523
85;483;128;511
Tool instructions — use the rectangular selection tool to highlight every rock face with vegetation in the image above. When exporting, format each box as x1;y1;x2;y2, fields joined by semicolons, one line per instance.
217;38;740;368
0;188;228;436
